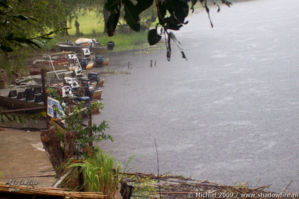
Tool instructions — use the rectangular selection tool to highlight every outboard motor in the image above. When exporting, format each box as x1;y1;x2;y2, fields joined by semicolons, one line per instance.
107;41;115;50
17;91;25;99
61;86;73;98
88;72;100;83
79;58;89;69
95;55;104;67
34;94;43;103
33;87;42;94
8;90;17;97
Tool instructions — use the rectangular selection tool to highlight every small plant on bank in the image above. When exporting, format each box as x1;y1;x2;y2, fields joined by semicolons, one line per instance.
69;148;121;197
63;100;113;151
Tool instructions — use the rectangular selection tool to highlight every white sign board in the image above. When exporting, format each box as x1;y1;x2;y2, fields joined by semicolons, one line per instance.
47;97;65;119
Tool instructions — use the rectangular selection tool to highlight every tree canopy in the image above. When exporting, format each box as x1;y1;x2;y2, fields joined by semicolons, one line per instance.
0;0;231;59
0;0;65;53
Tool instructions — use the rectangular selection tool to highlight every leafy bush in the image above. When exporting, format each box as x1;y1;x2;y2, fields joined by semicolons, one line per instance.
47;88;113;151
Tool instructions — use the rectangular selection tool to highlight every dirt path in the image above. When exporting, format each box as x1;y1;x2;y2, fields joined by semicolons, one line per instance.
0;128;55;187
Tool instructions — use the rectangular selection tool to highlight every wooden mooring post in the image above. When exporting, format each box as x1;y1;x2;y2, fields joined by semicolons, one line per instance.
88;112;93;147
41;69;50;128
41;69;47;106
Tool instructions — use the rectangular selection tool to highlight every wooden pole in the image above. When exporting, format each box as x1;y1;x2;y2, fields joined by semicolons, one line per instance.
41;69;50;128
88;112;93;147
41;69;47;106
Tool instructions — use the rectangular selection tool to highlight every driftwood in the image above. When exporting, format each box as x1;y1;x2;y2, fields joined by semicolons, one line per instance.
40;126;64;176
0;182;106;198
121;172;299;199
54;170;71;188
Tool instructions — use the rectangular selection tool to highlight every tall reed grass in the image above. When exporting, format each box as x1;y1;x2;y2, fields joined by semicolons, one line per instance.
69;148;121;197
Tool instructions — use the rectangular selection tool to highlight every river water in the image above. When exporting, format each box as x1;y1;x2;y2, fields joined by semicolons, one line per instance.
96;0;299;192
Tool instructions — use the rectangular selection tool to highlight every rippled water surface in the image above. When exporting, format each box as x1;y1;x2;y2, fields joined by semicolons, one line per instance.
95;0;299;192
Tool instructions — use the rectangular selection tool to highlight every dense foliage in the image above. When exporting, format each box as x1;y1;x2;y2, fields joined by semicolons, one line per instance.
47;88;113;150
0;0;232;64
0;0;65;53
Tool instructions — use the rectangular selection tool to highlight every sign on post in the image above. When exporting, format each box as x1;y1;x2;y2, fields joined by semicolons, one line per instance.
47;97;64;119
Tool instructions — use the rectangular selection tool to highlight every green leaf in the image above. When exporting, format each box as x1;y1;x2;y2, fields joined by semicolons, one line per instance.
11;114;16;121
41;112;47;118
164;16;183;30
16;14;28;20
157;1;166;23
0;113;5;122
0;0;9;8
0;44;13;52
5;33;14;40
4;114;12;121
17;115;24;123
147;29;161;45
104;0;119;12
123;0;140;32
221;0;232;7
190;0;197;12
105;0;121;36
136;0;153;15
106;12;120;36
157;0;189;30
165;0;189;23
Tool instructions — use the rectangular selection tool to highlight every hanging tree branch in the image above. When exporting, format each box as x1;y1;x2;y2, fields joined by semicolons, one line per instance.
104;0;231;60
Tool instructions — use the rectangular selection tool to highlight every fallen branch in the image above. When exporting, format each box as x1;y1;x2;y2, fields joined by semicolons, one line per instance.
53;170;71;188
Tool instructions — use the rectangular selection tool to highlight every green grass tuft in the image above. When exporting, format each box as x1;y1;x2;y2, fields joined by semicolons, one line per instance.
43;31;149;52
42;10;151;52
96;31;148;52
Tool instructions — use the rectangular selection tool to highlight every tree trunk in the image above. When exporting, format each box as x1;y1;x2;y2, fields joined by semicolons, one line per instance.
64;131;77;160
75;18;80;36
40;126;64;176
60;19;69;36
